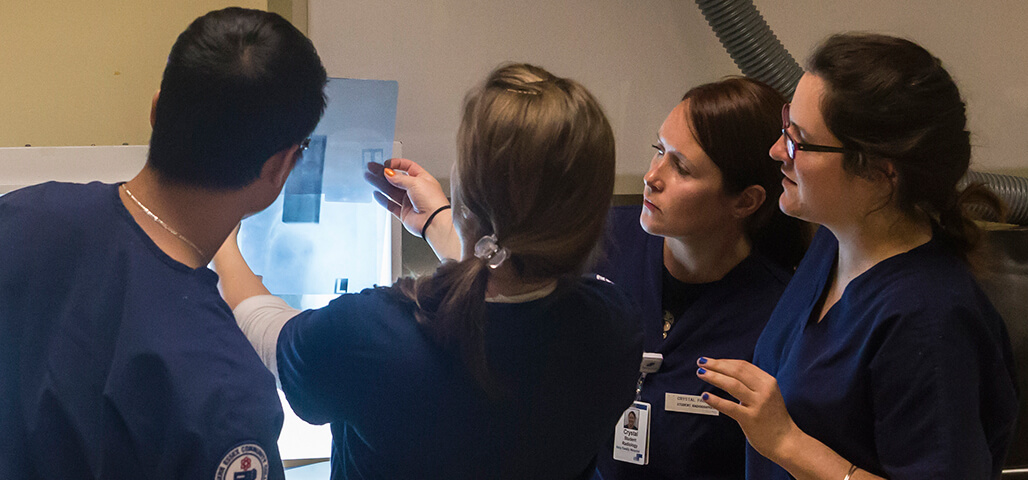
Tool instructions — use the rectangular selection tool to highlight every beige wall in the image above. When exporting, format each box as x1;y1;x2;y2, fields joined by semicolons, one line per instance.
305;0;1027;195
0;0;265;147
268;0;307;34
753;0;1028;177
3;0;1027;179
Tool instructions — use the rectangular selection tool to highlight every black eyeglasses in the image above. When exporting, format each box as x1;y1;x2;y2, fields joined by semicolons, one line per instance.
781;103;853;160
299;138;311;153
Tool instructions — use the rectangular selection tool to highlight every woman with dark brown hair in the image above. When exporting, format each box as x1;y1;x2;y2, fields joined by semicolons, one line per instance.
214;63;643;479
395;76;808;479
697;33;1018;480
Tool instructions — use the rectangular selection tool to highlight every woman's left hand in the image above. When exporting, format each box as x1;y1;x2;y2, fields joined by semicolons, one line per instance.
696;357;800;464
364;158;449;237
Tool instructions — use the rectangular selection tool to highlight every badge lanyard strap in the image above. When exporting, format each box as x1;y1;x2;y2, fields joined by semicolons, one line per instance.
635;372;647;401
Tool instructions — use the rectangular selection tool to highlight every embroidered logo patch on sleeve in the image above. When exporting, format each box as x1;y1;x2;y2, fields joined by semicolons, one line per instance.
215;443;269;480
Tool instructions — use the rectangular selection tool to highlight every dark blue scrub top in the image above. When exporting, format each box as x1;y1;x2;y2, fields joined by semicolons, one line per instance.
594;206;793;480
750;227;1018;479
0;182;285;480
276;277;644;480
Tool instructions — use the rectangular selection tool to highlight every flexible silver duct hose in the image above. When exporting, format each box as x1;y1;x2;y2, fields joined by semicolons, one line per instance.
962;171;1028;225
695;0;803;100
696;0;1028;225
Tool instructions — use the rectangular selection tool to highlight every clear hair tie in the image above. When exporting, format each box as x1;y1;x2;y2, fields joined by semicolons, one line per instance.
474;234;510;269
505;88;539;95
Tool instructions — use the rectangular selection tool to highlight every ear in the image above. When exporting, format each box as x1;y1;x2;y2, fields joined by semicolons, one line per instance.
150;90;160;128
862;159;899;202
731;185;766;219
880;160;899;184
260;145;301;191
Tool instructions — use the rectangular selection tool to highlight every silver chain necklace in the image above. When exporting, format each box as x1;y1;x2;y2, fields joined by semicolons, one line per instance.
121;184;206;258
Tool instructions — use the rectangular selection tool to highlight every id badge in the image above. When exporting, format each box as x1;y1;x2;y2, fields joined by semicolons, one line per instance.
612;401;651;465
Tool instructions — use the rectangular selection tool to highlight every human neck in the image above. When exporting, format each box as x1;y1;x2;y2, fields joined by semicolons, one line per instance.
485;265;558;300
827;208;933;286
663;230;751;284
120;169;247;268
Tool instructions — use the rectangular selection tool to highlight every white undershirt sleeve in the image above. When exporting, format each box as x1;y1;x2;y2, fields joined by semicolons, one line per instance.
232;295;301;383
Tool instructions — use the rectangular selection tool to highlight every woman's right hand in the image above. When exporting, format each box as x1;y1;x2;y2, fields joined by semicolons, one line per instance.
364;158;449;237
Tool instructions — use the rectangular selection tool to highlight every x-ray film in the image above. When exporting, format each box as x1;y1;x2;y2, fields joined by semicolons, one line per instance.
237;78;399;309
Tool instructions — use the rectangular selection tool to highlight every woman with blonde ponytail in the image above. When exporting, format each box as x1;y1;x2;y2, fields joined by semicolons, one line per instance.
215;63;643;480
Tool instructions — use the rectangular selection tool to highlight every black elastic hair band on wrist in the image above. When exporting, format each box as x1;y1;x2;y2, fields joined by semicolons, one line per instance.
420;205;452;241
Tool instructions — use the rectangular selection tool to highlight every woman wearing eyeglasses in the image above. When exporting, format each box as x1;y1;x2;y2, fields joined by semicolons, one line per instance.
697;33;1018;480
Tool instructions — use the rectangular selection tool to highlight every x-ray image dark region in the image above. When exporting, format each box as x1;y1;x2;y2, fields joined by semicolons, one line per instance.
282;135;326;224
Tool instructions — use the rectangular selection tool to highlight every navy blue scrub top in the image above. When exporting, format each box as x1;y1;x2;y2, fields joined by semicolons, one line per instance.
0;182;285;480
750;227;1018;479
594;205;793;480
276;277;644;480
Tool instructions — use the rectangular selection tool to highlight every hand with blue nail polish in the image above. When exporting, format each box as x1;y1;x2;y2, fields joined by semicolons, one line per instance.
695;357;802;467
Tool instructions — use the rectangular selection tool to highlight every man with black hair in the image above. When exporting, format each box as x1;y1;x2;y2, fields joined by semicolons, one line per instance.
0;8;327;479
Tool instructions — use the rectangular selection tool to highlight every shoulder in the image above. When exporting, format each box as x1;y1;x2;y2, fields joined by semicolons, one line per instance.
1;181;112;216
279;286;416;353
595;205;661;284
557;278;644;388
566;275;634;312
738;253;794;291
557;276;643;346
864;240;987;315
486;276;636;330
703;254;795;328
847;241;1005;352
0;182;118;241
603;205;649;246
607;204;643;225
275;287;430;425
305;286;409;327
